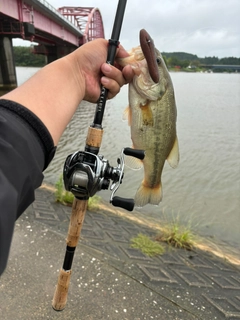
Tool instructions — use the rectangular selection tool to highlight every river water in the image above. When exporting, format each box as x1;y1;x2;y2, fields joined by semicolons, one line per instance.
15;67;240;246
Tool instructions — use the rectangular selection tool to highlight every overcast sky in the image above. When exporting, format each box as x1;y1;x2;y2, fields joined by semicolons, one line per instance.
14;0;240;58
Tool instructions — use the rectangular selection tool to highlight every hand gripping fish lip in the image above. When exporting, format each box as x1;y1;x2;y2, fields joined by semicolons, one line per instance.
139;29;160;83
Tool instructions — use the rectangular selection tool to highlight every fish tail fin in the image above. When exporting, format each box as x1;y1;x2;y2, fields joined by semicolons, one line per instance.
134;182;162;207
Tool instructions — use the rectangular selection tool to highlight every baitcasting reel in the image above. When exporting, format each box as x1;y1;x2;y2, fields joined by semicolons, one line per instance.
63;148;144;211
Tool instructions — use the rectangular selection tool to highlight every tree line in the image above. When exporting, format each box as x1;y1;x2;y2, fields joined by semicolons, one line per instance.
162;52;240;71
13;46;46;67
13;46;240;71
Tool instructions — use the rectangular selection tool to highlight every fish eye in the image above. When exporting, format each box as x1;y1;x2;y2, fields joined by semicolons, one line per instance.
156;58;161;65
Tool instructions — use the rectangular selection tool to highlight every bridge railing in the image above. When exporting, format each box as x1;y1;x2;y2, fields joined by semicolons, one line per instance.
36;0;82;34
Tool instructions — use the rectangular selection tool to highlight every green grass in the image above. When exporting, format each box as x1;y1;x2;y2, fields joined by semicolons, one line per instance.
130;233;165;257
55;175;101;210
55;175;74;206
87;195;101;211
130;219;195;257
156;223;194;250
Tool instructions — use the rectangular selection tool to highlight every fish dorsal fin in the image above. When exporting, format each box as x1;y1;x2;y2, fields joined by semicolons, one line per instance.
122;106;132;126
140;102;153;126
167;136;180;168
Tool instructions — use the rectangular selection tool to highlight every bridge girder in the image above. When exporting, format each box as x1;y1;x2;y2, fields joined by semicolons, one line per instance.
0;1;105;47
57;7;105;44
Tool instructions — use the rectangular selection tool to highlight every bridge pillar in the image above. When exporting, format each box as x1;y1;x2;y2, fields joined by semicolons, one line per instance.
0;37;17;96
46;46;58;64
34;45;76;64
46;46;76;63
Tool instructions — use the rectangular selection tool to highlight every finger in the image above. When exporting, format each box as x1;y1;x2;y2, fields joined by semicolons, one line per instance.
122;65;135;84
101;63;126;87
100;77;120;98
101;77;120;99
116;44;130;59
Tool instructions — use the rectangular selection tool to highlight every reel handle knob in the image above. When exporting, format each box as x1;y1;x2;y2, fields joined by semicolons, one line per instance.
111;196;134;211
124;147;145;160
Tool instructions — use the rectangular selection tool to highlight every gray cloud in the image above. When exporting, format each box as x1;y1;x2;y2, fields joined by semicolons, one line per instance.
16;0;240;58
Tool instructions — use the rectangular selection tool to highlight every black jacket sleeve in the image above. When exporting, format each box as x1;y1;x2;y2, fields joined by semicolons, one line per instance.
0;99;56;275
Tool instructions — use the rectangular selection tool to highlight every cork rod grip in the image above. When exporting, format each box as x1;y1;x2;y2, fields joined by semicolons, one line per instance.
85;126;103;148
52;198;88;311
66;198;88;247
52;269;71;311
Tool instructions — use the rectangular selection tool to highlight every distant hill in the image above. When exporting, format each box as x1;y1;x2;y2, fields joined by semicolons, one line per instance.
162;52;198;61
162;51;240;66
12;46;240;68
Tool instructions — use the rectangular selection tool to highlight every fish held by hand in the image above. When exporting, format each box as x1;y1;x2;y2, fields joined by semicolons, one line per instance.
118;29;180;207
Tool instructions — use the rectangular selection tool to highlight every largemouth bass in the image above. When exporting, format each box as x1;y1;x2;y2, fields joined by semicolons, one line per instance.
118;29;179;207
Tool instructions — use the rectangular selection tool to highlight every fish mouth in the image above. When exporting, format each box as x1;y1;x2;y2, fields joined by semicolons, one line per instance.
139;29;160;83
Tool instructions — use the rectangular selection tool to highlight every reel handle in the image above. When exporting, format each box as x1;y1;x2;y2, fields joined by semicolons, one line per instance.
124;147;145;160
111;196;134;211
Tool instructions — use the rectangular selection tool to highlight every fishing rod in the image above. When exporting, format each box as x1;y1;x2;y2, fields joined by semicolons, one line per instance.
52;0;144;311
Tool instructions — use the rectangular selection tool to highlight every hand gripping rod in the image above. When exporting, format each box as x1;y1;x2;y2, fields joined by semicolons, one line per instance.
52;0;127;311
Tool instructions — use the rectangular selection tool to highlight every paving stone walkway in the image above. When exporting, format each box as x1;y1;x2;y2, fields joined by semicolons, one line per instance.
28;188;240;319
1;187;239;319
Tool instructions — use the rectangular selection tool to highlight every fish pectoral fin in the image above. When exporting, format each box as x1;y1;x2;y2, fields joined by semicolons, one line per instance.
122;106;132;126
140;102;154;126
167;136;180;168
125;155;143;170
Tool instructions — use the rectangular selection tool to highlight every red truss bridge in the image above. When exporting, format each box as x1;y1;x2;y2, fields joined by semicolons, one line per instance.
0;0;105;91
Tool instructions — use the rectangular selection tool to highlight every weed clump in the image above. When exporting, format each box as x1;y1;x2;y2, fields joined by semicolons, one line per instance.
55;175;101;210
156;223;194;250
131;233;165;257
87;195;101;211
55;175;74;206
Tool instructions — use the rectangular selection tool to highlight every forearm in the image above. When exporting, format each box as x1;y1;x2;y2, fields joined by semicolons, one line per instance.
3;55;85;145
0;101;55;274
2;39;134;146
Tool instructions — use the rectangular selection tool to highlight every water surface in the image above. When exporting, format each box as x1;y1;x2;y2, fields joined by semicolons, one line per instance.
16;67;240;246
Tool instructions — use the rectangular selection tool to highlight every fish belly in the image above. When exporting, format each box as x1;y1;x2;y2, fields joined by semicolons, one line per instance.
131;96;176;206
